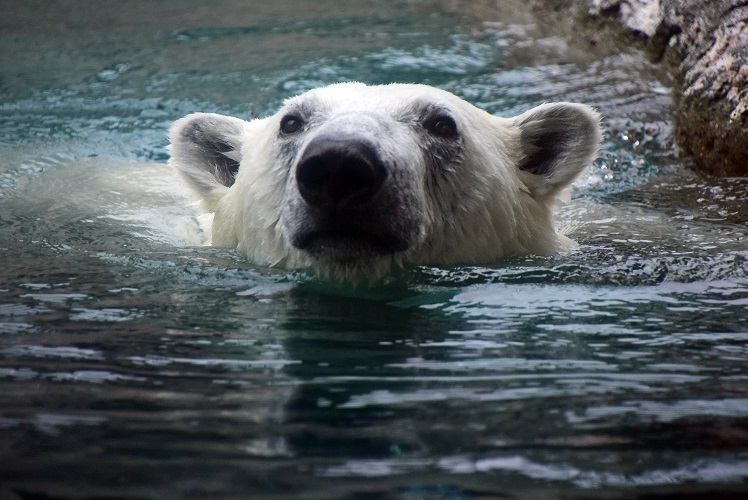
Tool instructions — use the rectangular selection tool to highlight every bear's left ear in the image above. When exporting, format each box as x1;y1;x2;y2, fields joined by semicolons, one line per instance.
512;103;602;199
168;113;247;211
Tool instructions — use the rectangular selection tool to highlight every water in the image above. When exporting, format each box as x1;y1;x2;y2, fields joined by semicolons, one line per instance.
1;1;747;498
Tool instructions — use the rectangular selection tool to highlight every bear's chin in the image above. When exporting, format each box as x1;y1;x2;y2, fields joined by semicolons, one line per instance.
296;230;408;259
292;230;409;280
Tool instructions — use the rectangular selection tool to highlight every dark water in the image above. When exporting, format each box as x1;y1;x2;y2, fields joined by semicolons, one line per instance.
1;1;747;498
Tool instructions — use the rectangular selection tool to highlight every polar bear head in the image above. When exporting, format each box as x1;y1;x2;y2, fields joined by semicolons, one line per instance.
169;82;601;280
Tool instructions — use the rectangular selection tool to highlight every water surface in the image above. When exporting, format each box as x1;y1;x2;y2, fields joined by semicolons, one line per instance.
1;1;747;498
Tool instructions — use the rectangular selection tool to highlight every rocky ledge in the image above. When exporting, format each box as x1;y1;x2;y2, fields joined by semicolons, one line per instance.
546;0;748;177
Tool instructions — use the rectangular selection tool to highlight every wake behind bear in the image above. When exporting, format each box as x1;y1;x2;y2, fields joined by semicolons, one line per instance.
169;82;602;281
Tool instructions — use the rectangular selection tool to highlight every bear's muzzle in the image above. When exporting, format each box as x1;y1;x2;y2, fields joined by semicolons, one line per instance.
285;130;418;264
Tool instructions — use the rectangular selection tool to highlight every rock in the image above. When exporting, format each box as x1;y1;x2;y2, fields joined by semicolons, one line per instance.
547;0;748;177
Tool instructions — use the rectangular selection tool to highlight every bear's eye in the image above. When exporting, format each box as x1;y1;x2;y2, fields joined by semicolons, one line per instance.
424;113;458;139
280;114;304;135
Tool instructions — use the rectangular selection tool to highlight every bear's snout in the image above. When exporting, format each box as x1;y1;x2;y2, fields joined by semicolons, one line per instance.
284;130;418;265
296;136;387;210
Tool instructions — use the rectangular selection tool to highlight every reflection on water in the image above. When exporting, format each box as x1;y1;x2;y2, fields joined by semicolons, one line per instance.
1;0;747;498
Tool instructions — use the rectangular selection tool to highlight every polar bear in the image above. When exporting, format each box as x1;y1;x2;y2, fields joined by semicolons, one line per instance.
169;82;602;280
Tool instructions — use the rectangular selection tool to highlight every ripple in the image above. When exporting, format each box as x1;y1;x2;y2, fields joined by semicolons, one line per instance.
43;370;147;384
567;398;748;426
126;354;299;370
69;307;142;322
1;345;103;360
0;413;106;436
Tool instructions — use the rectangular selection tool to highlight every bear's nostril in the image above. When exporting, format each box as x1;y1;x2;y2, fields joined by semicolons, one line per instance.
296;138;387;210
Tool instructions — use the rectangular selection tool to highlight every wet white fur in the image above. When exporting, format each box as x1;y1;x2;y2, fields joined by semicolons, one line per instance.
169;82;602;280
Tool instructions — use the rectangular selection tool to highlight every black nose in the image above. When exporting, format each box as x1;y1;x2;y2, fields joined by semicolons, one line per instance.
296;137;387;210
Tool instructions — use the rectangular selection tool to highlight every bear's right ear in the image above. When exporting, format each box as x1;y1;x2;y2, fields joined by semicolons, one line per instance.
168;113;247;211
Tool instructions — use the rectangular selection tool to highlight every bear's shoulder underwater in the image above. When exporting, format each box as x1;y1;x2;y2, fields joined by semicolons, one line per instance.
169;82;602;281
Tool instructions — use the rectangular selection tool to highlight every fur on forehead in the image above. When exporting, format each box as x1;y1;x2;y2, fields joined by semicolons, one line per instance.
281;82;473;117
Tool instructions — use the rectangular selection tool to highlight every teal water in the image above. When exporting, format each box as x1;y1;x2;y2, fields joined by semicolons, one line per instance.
1;1;747;498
